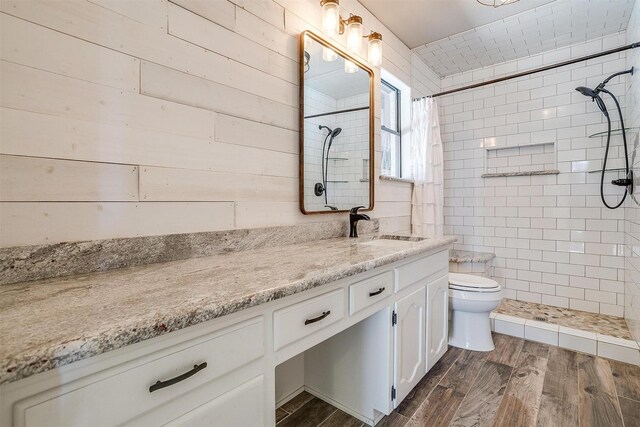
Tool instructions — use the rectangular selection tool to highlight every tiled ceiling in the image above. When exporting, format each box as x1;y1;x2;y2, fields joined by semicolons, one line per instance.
412;0;636;77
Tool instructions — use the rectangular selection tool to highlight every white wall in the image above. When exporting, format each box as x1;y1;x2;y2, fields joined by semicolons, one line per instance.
624;0;640;342
440;32;630;316
0;0;441;247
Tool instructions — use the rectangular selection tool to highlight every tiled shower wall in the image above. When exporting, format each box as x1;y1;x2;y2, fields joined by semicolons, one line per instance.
624;0;640;342
440;32;630;316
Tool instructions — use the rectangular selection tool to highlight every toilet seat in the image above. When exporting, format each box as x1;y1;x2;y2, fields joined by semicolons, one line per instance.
449;273;501;293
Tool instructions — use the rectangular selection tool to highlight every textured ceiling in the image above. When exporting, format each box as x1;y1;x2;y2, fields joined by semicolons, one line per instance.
359;0;554;48
412;0;636;77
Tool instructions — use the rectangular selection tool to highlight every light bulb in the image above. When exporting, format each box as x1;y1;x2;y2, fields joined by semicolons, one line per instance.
367;32;382;66
345;15;363;55
345;59;358;74
321;0;340;38
323;46;337;62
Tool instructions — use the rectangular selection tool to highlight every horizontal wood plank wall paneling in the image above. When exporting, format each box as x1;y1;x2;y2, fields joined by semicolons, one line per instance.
0;62;216;139
169;0;236;31
231;0;284;31
139;167;297;202
0;155;139;202
140;61;298;131
235;8;296;63
234;201;345;229
87;0;169;31
0;108;221;172
213;114;298;154
0;14;140;92
167;3;297;85
0;202;235;247
0;1;296;106
0;0;444;245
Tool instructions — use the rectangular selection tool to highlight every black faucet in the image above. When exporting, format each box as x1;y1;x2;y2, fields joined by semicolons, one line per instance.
349;206;370;238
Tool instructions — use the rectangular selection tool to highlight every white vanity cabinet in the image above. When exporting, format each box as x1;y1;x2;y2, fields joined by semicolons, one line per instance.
426;274;449;371
7;317;266;427
392;286;426;404
1;246;452;427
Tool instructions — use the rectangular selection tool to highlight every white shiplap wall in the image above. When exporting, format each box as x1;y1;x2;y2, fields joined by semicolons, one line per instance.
440;32;630;316
0;0;441;247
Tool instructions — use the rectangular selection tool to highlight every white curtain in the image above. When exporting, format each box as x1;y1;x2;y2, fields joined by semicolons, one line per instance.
410;97;444;237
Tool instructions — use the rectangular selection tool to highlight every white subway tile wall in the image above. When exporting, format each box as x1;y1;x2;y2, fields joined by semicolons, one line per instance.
624;0;640;344
440;32;631;316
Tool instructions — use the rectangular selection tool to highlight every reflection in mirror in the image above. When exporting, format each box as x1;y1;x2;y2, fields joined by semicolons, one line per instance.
301;31;373;214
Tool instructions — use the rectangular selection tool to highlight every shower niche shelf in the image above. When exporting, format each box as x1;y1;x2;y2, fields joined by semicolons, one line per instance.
482;141;557;178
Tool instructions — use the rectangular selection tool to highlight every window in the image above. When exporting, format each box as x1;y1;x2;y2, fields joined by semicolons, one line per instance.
381;79;401;177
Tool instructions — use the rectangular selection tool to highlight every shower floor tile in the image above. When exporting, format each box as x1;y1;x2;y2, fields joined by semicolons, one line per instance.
494;298;632;340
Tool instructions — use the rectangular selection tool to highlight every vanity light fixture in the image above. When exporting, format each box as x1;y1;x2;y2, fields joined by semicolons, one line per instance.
344;59;358;73
323;46;338;62
367;32;382;67
319;0;382;66
321;0;340;38
345;15;363;55
476;0;519;7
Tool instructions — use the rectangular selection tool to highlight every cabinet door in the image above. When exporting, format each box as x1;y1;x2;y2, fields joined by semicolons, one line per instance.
426;275;449;372
393;286;426;406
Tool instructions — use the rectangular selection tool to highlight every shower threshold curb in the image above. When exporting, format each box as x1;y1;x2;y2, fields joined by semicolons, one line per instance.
489;311;640;365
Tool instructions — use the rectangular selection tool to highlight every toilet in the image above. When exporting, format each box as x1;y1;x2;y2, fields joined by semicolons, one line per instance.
448;273;503;352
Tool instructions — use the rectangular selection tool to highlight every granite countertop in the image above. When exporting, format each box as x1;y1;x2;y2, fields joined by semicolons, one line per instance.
449;249;496;263
0;234;455;384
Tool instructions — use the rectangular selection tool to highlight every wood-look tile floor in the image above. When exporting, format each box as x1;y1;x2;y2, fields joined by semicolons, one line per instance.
276;333;640;427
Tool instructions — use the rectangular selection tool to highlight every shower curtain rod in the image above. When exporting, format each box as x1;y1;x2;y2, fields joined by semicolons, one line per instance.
413;41;640;100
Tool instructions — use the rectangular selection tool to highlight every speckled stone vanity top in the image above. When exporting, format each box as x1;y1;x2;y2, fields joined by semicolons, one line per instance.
0;234;455;384
449;249;496;263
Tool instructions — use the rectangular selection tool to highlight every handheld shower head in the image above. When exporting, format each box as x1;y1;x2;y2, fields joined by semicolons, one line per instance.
575;86;599;98
331;127;342;138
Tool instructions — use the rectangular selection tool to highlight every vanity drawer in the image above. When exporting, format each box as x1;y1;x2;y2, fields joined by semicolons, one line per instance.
273;289;345;350
349;271;394;315
14;317;264;427
396;250;449;292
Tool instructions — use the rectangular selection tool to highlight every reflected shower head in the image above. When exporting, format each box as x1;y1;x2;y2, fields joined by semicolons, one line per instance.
575;86;599;98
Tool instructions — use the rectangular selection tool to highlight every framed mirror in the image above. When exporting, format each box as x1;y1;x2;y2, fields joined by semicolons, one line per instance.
300;30;374;214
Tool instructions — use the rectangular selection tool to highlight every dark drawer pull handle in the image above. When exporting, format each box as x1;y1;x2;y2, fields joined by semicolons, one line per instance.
305;310;331;325
369;287;386;297
149;362;207;393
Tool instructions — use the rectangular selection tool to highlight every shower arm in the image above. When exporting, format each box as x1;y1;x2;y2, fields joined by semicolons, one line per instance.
596;67;634;92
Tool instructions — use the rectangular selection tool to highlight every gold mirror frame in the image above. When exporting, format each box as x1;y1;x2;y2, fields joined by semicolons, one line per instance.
299;30;375;215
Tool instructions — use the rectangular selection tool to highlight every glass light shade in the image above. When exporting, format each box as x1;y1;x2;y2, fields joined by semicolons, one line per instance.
344;59;358;74
345;18;363;54
321;1;340;38
322;46;338;62
368;36;382;66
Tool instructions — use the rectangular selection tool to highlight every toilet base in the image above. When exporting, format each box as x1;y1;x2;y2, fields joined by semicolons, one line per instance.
448;310;495;352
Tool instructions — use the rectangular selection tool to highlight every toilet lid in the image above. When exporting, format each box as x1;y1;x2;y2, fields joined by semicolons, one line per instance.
449;273;501;292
